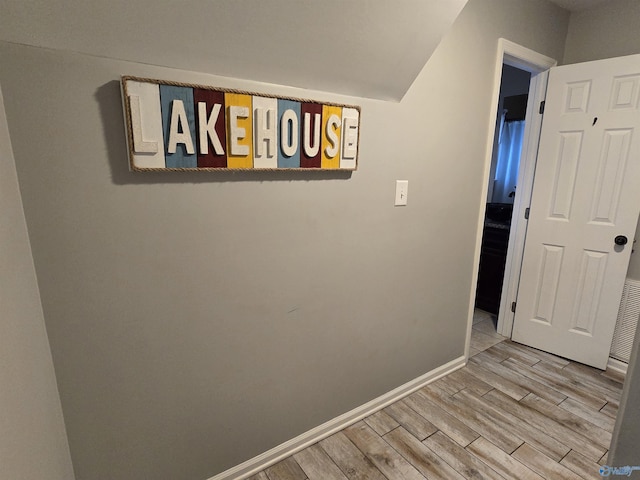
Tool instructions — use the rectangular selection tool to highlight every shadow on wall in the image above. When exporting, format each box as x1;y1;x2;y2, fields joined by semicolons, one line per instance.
95;80;354;185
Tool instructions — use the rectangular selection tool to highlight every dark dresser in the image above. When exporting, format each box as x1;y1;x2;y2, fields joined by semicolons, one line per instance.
475;203;513;314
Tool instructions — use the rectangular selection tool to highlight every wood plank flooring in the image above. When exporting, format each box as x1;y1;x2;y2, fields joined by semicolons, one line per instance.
248;311;624;480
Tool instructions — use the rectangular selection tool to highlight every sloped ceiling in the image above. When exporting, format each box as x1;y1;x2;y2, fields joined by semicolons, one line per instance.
0;0;467;101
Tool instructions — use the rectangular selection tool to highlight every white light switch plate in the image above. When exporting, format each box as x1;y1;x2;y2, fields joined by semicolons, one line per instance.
395;180;408;206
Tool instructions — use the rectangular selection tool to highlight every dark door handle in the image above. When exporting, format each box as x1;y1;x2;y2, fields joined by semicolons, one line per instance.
615;235;628;246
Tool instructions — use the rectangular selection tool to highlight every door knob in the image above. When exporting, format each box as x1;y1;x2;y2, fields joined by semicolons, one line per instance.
615;235;628;246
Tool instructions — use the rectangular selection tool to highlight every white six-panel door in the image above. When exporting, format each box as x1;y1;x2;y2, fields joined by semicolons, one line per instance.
512;54;640;369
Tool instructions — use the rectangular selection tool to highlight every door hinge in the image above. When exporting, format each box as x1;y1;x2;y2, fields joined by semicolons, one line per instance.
539;101;546;114
511;301;517;313
525;207;530;219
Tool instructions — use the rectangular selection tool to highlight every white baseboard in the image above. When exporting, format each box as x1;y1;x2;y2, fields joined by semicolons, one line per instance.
607;357;628;375
207;355;466;480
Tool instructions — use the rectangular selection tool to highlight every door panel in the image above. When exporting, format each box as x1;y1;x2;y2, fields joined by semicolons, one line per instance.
512;54;640;369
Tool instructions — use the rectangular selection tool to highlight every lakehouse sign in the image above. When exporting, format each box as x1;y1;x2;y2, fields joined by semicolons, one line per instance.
121;77;361;171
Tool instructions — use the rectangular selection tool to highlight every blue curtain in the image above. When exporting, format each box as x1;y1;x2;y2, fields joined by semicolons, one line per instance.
493;119;525;204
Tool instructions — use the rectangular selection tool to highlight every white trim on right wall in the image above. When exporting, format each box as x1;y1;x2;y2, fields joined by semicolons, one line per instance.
608;357;629;375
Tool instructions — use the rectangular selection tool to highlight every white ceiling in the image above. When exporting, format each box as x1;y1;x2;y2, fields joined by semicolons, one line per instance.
0;0;467;101
547;0;610;11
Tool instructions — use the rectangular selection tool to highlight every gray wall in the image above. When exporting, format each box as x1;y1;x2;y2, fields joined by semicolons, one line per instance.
0;86;75;479
626;224;640;281
565;1;640;472
563;0;640;65
0;0;569;478
500;64;533;99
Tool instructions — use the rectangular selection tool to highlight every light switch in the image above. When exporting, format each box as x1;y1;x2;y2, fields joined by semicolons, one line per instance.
395;180;408;206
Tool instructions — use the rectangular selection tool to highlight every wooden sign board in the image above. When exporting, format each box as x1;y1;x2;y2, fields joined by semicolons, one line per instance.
121;76;361;171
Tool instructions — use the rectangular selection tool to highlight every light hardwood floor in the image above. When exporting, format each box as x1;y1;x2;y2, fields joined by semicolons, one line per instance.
248;310;624;480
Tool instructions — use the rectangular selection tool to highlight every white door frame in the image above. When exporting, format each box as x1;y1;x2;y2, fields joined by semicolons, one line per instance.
465;39;556;359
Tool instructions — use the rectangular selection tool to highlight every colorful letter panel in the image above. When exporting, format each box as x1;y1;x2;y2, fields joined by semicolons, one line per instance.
340;107;360;170
300;102;323;168
160;85;197;168
278;99;301;168
122;77;359;171
321;105;342;169
253;96;279;169
194;89;227;168
125;80;166;169
225;93;253;169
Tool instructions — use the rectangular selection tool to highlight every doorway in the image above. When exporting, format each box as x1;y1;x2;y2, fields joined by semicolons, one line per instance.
465;39;556;360
474;64;531;335
469;42;639;374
